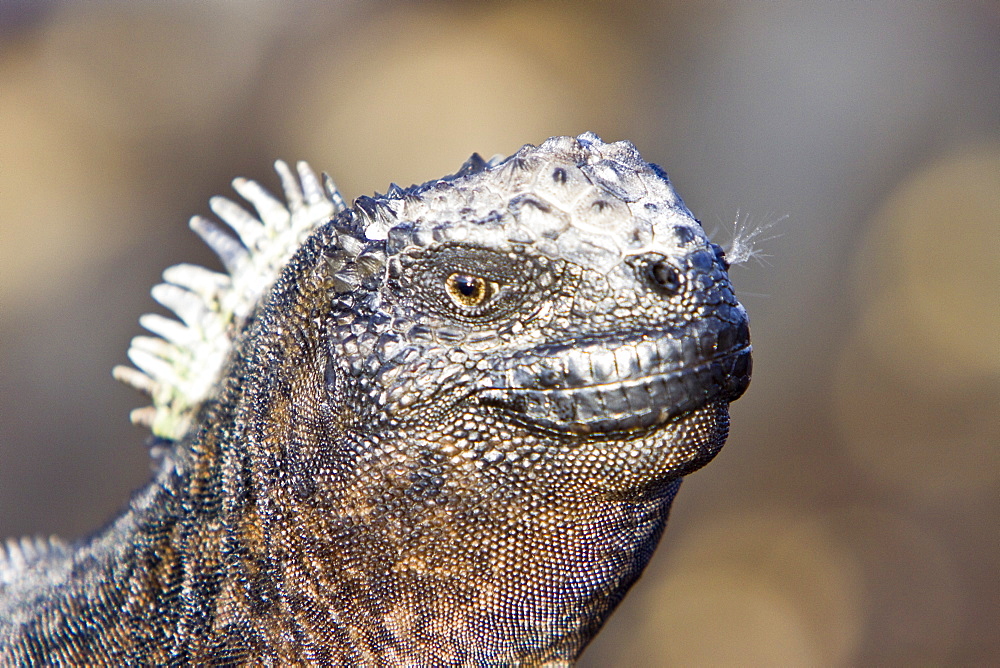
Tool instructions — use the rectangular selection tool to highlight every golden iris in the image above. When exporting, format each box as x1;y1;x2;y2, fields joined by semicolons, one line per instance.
445;273;491;307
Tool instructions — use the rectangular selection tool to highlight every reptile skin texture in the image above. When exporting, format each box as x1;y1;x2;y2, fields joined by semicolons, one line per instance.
0;133;751;666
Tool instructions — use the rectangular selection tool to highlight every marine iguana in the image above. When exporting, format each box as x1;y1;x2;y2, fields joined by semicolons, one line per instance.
0;133;751;665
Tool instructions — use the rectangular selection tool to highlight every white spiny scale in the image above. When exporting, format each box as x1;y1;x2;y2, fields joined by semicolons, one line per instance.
113;160;344;441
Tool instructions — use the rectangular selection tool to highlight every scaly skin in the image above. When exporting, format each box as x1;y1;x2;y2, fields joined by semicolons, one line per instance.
0;133;750;665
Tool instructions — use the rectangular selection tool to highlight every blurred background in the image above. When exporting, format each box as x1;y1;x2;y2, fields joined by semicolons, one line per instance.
1;1;997;664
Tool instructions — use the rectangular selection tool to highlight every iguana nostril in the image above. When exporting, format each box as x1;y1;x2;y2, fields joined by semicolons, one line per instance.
647;259;681;295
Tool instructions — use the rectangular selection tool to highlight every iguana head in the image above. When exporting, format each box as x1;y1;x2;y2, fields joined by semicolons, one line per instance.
274;132;751;503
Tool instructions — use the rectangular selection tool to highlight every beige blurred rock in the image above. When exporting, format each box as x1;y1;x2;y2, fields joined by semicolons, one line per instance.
620;511;865;667
280;3;641;198
828;507;963;665
36;3;275;141
834;145;1000;502
0;50;135;309
851;146;1000;382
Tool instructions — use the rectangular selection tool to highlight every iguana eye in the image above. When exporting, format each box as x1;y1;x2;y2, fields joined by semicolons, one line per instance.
445;273;493;308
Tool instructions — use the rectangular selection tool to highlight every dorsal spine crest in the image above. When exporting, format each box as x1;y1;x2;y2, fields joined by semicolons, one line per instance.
114;161;345;441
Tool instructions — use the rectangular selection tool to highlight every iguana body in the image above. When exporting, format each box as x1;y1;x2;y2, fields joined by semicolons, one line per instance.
0;134;751;665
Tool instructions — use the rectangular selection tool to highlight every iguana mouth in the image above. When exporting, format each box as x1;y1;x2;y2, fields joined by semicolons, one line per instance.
479;319;751;436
